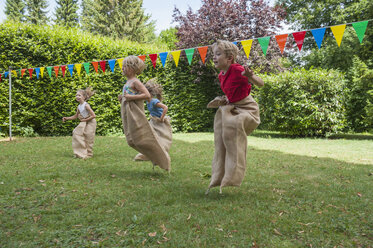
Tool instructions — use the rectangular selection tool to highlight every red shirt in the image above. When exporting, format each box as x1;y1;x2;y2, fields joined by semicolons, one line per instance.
218;64;251;103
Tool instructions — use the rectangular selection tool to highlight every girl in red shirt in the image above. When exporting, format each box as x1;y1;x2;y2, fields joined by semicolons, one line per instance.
206;40;264;194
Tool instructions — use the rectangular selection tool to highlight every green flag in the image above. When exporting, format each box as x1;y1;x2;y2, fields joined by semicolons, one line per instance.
83;63;90;74
258;36;271;56
184;48;194;65
47;67;52;78
352;21;368;43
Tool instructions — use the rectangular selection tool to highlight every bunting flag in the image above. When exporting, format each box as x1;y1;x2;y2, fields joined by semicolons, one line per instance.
149;54;158;68
108;59;116;72
40;67;45;78
4;72;8;78
21;69;26;78
54;66;59;77
76;64;82;75
68;64;74;77
352;21;368;43
241;40;253;58
18;69;21;77
331;24;346;47
275;34;288;54
232;41;238;46
258;36;271;56
171;51;181;67
138;55;146;62
28;68;33;79
61;65;67;77
35;68;40;79
198;46;208;64
99;60;106;73
159;52;168;67
47;67;52;78
11;70;17;77
83;63;90;74
292;31;307;51
92;62;99;73
311;28;326;49
117;59;124;70
0;74;1;81
185;48;194;65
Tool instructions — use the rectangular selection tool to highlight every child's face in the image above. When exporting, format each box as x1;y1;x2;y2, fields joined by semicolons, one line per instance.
76;92;85;103
213;47;233;72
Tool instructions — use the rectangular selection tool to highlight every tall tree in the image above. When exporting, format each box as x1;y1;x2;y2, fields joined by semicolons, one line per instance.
5;0;26;22
81;0;156;42
55;0;79;27
172;0;287;72
25;0;49;25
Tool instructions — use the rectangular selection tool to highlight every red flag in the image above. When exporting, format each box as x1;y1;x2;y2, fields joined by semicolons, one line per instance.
54;66;59;77
292;31;307;51
198;46;208;64
21;69;26;78
0;74;2;81
61;65;66;77
28;68;33;79
99;60;106;73
275;34;288;54
138;55;146;62
92;62;99;73
149;54;158;68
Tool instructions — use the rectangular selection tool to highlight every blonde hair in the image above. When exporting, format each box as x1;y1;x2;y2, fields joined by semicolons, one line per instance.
212;40;239;63
145;79;163;101
122;55;146;75
77;87;95;100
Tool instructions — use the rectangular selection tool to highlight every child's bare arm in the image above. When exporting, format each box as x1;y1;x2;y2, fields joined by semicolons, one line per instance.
156;102;168;121
124;80;151;101
81;104;96;122
62;109;79;122
242;66;264;87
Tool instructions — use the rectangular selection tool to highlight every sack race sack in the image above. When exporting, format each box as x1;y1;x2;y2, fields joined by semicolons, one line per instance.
72;114;96;159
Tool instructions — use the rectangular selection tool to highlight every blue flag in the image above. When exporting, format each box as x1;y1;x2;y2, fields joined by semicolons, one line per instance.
159;52;168;67
68;64;74;77
311;28;326;49
108;59;116;72
35;68;40;79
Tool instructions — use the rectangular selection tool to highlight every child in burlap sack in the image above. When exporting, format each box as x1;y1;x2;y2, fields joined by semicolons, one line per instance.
133;79;172;161
206;40;264;194
62;87;96;159
118;56;171;171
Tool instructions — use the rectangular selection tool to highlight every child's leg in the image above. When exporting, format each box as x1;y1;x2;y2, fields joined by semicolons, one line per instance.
72;122;88;158
84;119;97;157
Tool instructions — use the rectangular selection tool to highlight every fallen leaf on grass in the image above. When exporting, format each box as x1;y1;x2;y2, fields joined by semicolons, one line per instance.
187;214;191;220
357;192;362;197
142;239;147;245
273;229;282;236
148;232;157;237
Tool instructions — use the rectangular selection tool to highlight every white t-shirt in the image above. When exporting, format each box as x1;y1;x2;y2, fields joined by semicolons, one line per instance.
78;102;89;118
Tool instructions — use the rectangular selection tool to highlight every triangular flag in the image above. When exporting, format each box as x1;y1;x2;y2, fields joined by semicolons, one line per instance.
47;67;52;78
138;55;146;62
331;24;346;47
99;60;106;73
92;62;99;73
311;28;326;49
258;37;271;56
35;68;40;79
159;52;168;67
275;34;288;54
185;48;194;65
4;72;9;78
241;40;253;58
40;67;45;78
352;21;368;44
21;69;26;78
149;54;158;68
198;46;208;64
117;58;124;70
232;41;237;46
108;59;116;72
0;74;1;81
28;68;33;79
68;64;74;77
171;51;181;67
18;69;21;76
61;65;66;77
292;31;307;51
75;64;82;75
83;63;90;74
11;70;17;77
54;66;59;77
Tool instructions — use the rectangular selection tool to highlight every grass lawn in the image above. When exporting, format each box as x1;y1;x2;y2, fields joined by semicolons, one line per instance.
0;132;372;247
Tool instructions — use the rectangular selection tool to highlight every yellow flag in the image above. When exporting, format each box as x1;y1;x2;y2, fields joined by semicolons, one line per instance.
40;67;45;78
75;64;82;76
241;40;253;58
331;24;346;47
117;58;124;70
12;70;17;77
171;51;181;67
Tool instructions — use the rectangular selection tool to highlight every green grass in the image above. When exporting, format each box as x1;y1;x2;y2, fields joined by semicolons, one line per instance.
0;132;372;247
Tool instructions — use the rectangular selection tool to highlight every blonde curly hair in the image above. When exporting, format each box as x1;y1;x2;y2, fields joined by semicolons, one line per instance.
122;55;146;75
212;40;239;63
77;87;95;100
145;79;163;101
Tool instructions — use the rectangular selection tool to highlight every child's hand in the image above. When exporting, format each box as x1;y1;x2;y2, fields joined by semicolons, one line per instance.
118;94;123;102
242;65;254;78
123;93;133;101
62;117;66;122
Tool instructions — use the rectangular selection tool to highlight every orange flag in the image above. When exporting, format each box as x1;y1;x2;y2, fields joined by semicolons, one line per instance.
21;69;26;78
275;34;288;54
138;55;146;62
92;62;99;73
54;66;59;77
198;46;208;64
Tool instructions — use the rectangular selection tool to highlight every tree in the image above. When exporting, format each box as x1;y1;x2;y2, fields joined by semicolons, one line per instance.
25;0;49;25
172;0;287;72
55;0;79;27
81;0;156;42
5;0;26;22
157;27;178;49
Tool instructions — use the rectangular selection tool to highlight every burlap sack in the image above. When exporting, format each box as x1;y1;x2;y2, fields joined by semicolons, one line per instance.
134;116;172;161
72;115;96;159
121;99;171;171
207;95;260;189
